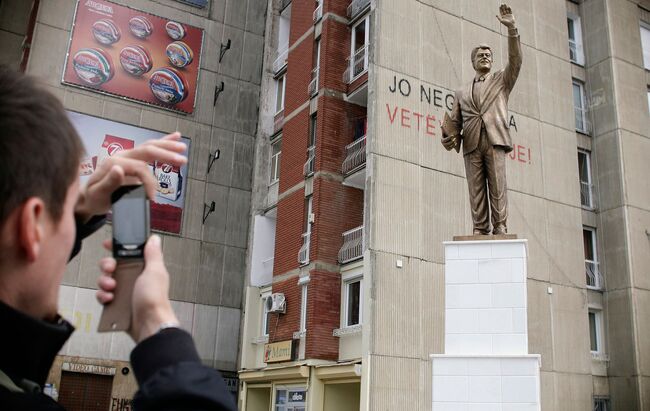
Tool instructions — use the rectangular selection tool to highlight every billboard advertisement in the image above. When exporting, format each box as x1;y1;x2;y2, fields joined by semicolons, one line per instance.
68;111;190;234
63;0;203;114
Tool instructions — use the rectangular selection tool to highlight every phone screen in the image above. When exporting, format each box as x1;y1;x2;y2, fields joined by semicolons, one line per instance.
112;185;149;258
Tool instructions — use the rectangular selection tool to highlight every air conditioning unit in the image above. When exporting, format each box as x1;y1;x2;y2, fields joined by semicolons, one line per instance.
308;212;315;224
265;293;286;314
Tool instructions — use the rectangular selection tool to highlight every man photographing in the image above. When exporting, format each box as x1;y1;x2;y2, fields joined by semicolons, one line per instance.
442;3;522;236
0;67;236;410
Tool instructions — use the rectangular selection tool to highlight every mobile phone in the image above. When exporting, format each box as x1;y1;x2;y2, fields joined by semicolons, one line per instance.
98;185;149;332
112;185;150;259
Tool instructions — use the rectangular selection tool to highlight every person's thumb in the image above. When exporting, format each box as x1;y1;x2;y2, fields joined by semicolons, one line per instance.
143;235;164;270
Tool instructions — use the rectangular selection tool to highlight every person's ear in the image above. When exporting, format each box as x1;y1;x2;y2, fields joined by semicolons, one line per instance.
18;198;47;262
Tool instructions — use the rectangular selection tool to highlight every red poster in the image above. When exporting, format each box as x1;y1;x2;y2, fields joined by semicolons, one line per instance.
63;0;203;114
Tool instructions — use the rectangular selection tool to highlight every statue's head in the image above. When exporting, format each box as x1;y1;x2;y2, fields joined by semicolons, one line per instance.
471;44;493;73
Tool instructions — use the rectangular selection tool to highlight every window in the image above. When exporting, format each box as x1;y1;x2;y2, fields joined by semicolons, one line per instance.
588;308;603;353
567;14;584;65
641;22;650;70
270;138;281;184
344;278;362;326
261;291;271;336
275;387;306;411
594;397;610;411
647;86;650;113
349;15;370;80
309;39;320;96
275;74;286;113
573;79;589;134
300;284;308;332
578;150;593;209
583;227;601;289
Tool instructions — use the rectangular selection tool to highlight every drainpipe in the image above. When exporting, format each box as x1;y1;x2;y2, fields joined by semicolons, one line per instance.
20;0;40;72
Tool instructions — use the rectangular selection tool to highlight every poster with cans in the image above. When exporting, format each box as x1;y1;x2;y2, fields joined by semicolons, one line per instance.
68;111;190;234
62;0;203;114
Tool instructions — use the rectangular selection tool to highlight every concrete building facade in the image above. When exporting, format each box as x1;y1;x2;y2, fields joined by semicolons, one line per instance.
240;0;650;410
0;0;265;408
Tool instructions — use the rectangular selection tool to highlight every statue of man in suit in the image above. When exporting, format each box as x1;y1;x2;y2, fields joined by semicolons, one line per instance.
442;4;521;235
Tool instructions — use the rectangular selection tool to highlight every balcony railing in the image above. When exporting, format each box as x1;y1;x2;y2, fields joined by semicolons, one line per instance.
574;106;591;135
299;232;310;265
308;67;319;97
347;0;371;19
343;46;368;83
303;146;315;176
313;2;323;22
580;181;594;209
339;226;364;264
272;46;288;73
586;259;602;289
342;135;366;175
568;39;584;65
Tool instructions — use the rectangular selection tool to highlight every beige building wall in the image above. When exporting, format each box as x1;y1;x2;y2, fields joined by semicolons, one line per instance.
362;0;650;410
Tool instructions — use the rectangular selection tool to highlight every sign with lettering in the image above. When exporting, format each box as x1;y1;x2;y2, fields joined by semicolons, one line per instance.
263;340;295;363
62;362;116;376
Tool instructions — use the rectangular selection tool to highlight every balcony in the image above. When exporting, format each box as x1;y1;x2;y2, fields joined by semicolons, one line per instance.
347;0;371;20
338;226;363;264
568;39;584;65
313;2;323;23
273;46;288;74
343;46;368;84
580;181;594;209
308;67;319;97
342;135;366;175
586;259;602;290
299;232;310;265
303;146;315;176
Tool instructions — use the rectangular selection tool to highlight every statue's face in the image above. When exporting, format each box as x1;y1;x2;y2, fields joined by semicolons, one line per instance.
473;48;492;72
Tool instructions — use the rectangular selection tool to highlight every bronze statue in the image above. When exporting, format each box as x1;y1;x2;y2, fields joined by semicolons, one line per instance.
441;3;521;236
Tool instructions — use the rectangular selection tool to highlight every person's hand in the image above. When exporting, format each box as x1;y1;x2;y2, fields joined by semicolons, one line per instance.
76;132;187;222
496;3;515;28
96;235;179;343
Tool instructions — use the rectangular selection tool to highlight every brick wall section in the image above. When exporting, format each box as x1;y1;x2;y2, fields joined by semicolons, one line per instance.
279;107;310;193
285;37;314;114
317;95;366;174
273;189;305;276
268;277;301;343
312;177;364;265
320;18;351;93
289;0;315;45
324;0;350;18
304;269;341;360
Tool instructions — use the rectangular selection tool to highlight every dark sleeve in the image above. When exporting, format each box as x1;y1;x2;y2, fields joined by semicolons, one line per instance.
130;328;237;411
503;27;522;92
450;90;463;135
69;214;106;261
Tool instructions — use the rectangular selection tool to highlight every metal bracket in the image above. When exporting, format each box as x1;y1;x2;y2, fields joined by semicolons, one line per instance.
213;81;224;106
207;149;221;174
219;39;231;63
203;201;216;224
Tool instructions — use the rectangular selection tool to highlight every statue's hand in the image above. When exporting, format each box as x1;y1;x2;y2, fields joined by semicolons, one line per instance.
441;134;459;151
496;3;515;28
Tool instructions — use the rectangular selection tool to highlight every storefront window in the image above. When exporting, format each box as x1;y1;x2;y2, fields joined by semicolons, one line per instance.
275;387;306;411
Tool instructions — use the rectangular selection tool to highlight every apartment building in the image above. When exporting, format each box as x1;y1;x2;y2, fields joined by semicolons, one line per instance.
240;0;650;410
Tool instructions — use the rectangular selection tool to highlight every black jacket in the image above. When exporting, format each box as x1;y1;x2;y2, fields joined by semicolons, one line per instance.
0;218;237;411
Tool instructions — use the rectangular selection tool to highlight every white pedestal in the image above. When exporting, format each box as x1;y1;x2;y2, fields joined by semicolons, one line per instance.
431;240;541;411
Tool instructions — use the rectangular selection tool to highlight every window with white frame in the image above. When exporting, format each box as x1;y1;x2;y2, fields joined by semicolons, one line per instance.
300;284;308;332
573;79;589;134
594;397;610;411
275;74;286;113
350;15;370;80
270;137;281;184
583;227;601;289
641;22;650;70
647;86;650;113
344;277;362;327
578;150;594;209
261;290;271;336
567;14;584;65
588;308;603;354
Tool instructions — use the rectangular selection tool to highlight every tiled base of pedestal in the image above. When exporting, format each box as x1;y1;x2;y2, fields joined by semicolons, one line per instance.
431;355;541;411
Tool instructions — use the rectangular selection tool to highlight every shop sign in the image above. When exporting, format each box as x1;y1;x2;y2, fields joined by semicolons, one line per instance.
62;0;204;114
62;362;116;375
264;340;294;363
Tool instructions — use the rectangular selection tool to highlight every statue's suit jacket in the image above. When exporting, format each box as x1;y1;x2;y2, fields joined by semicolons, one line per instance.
450;30;522;155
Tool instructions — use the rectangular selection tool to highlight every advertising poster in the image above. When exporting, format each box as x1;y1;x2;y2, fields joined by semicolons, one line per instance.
62;0;204;114
68;111;190;234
